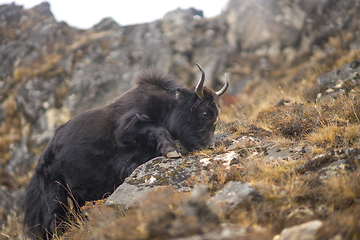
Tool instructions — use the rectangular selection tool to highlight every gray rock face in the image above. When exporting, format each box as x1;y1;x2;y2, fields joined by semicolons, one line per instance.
162;8;197;53
16;75;64;122
66;21;173;114
225;0;306;50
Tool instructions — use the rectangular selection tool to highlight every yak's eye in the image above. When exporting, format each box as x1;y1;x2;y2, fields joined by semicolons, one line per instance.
203;110;209;118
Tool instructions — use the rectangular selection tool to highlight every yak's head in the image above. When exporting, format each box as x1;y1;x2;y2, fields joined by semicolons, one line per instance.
167;63;229;151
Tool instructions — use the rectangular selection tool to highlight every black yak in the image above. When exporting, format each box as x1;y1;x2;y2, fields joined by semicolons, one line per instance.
23;64;228;239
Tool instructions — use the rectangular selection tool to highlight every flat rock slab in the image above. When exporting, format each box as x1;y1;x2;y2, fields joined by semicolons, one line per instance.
105;155;202;208
124;156;202;189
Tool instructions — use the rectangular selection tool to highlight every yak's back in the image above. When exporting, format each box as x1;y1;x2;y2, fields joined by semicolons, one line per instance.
134;69;179;93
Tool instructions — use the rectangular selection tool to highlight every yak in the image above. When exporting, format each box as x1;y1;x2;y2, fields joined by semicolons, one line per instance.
23;64;229;239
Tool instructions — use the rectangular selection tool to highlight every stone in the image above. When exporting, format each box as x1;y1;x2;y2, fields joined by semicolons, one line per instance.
276;220;323;240
105;183;162;210
207;181;263;215
166;185;220;237
316;59;360;96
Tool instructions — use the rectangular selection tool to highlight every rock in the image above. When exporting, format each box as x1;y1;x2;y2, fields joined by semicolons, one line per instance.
65;20;174;114
296;148;360;175
315;59;360;100
275;220;323;240
105;151;224;209
207;181;263;216
165;185;220;238
105;183;162;210
16;76;64;122
105;134;262;211
224;0;306;50
30;2;53;17
162;8;198;53
105;155;202;207
264;143;311;162
135;185;220;239
0;3;26;45
92;17;120;32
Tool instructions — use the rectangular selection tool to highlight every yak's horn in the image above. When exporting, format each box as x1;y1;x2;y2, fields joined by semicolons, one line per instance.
216;73;229;97
195;63;205;99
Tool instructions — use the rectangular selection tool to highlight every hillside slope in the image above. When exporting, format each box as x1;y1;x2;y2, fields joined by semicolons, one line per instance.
1;0;360;239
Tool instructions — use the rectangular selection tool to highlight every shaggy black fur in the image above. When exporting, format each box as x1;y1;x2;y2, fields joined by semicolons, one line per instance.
23;70;222;239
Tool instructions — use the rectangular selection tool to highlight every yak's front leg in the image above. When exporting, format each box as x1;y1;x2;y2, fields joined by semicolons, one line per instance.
142;125;182;158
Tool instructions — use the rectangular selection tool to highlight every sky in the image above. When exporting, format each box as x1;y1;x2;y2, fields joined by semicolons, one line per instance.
0;0;229;29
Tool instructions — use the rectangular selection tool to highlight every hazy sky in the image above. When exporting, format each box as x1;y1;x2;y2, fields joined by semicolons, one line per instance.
0;0;228;29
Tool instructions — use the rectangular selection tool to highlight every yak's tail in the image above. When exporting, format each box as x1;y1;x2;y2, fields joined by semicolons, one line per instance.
23;172;51;239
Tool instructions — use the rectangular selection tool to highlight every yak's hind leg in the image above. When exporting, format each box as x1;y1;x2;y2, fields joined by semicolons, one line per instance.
24;171;71;239
24;173;49;239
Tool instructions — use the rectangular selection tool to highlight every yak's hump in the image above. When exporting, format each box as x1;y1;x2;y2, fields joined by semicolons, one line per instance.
135;69;179;92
